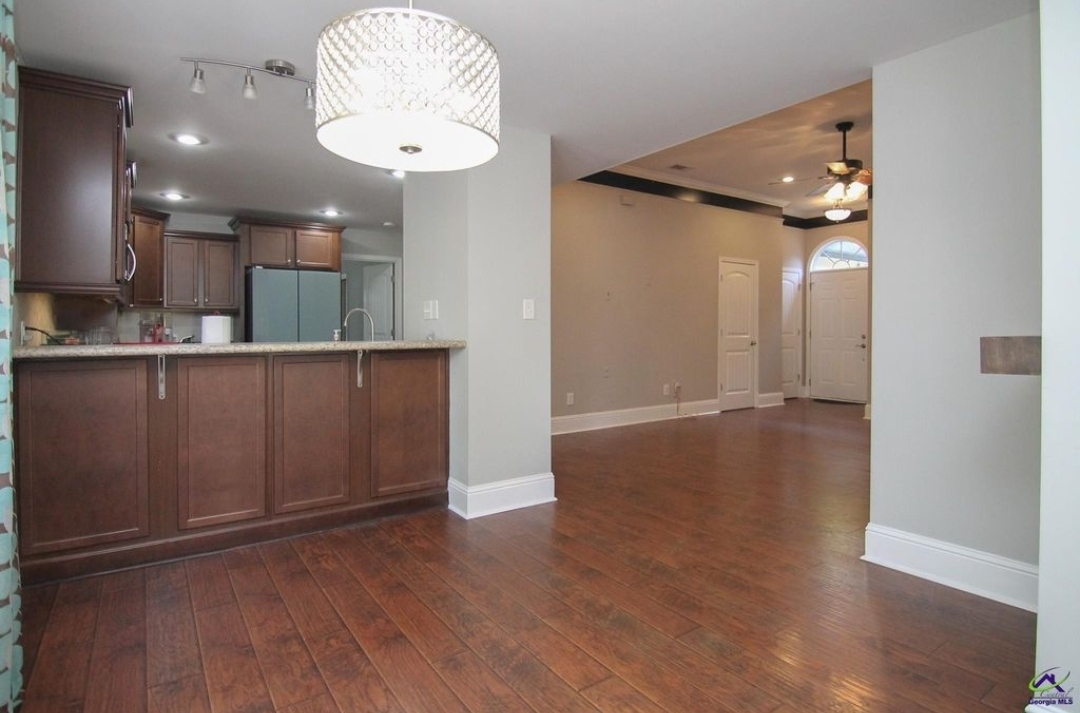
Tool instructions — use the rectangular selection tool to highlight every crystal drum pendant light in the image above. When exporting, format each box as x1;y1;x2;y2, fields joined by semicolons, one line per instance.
316;3;500;172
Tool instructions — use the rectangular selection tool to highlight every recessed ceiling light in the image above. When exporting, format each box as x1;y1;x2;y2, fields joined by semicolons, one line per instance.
321;208;342;217
160;191;189;201
169;132;208;146
781;175;795;183
389;169;405;179
382;221;396;227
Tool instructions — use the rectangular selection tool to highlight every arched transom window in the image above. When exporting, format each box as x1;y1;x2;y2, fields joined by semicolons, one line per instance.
810;239;868;272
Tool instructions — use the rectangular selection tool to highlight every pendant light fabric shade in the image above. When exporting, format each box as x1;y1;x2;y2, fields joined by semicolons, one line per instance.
316;7;500;172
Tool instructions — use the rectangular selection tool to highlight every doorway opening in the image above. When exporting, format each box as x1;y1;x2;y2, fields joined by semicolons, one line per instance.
808;239;869;403
340;254;403;341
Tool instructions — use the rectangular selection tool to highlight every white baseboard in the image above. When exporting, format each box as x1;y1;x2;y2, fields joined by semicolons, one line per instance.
756;392;785;408
862;523;1038;612
551;399;719;435
447;473;556;520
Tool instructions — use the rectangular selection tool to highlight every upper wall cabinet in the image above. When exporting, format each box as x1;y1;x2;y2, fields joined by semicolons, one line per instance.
16;67;133;296
231;217;343;272
125;206;170;308
164;231;239;311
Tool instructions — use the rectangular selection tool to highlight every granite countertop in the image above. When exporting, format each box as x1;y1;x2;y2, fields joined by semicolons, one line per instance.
13;339;466;360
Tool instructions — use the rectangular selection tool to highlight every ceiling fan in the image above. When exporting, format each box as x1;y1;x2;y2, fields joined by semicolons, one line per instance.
809;120;873;202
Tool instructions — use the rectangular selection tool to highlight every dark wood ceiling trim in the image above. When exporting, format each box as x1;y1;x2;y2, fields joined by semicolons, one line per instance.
580;171;783;219
783;211;868;229
580;170;870;228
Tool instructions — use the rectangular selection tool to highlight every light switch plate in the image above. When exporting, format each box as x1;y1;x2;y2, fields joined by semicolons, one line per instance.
423;299;439;320
523;298;536;320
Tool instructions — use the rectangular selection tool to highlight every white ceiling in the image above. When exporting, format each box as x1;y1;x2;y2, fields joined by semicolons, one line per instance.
15;1;1036;229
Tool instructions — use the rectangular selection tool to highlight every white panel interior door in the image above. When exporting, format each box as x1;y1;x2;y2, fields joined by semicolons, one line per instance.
809;268;868;402
718;258;758;411
361;262;395;340
781;269;802;399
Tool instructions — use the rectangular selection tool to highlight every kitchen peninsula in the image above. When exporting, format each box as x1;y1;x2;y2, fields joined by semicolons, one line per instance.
13;339;463;583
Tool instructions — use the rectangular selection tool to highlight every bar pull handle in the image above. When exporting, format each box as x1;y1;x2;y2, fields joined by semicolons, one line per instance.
157;355;166;400
356;349;365;388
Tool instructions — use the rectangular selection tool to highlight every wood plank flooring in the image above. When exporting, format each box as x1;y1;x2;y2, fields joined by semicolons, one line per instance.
18;399;1036;712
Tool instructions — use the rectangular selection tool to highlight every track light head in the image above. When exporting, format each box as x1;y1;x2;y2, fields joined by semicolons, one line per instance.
242;70;257;100
189;64;206;94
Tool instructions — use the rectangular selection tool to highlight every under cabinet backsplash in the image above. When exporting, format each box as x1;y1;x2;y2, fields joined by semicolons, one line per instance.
116;310;238;343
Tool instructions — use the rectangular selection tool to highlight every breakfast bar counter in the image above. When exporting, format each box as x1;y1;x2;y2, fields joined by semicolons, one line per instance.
13;341;463;583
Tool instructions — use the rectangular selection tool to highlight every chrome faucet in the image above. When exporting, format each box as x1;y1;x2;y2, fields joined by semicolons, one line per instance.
343;307;376;341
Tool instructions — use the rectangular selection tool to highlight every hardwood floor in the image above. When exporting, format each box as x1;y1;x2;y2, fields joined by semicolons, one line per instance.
19;399;1035;712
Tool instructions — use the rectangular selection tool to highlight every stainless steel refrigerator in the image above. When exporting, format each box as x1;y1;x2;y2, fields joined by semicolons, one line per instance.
245;267;342;342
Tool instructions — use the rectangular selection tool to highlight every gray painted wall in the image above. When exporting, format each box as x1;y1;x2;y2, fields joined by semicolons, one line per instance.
870;13;1041;564
404;126;552;488
551;181;804;416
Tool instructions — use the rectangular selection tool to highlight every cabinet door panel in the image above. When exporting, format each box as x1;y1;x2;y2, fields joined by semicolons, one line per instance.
370;351;448;498
249;225;294;268
17;72;125;294
295;230;338;271
202;240;238;309
273;355;351;513
17;360;149;555
132;212;164;306
177;357;267;529
165;237;199;308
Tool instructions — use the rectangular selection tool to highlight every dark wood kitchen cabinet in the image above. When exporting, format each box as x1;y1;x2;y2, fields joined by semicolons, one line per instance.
16;360;150;556
14;347;450;583
370;350;449;498
232;217;343;271
127;207;170;307
16;67;133;296
272;354;353;514
176;356;267;529
164;231;239;310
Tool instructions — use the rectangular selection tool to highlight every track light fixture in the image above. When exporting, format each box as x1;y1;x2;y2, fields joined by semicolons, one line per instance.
189;62;206;94
242;70;258;100
181;57;315;109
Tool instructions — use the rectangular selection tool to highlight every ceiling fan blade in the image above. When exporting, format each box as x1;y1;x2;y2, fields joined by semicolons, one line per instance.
806;181;834;198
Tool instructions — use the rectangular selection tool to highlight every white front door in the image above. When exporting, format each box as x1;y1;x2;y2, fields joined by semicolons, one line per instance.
781;269;802;399
809;268;868;402
718;258;758;412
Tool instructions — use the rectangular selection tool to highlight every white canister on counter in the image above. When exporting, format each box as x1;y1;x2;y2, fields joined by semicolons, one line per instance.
201;315;232;343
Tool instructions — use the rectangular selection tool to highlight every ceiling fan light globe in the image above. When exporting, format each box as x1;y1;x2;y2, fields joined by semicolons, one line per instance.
824;181;846;202
847;181;868;201
825;205;851;222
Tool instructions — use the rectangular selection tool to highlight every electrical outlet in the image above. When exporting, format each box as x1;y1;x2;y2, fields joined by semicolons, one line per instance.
663;383;670;396
566;392;574;406
674;381;682;399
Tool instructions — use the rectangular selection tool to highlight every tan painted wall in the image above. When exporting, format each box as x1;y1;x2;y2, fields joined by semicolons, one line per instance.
552;180;804;417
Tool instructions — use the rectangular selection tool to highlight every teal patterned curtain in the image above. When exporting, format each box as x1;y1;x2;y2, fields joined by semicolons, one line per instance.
0;0;19;708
